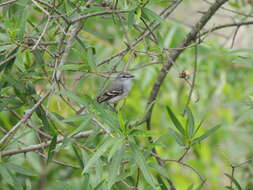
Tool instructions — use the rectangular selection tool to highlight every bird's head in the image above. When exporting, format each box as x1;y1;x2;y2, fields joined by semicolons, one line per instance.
116;73;134;82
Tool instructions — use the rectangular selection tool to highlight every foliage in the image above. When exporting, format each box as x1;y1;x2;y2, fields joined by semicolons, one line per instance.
1;0;253;189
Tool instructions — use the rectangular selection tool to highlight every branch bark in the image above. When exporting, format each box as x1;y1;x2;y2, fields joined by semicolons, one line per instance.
0;86;55;147
145;0;230;122
1;130;93;157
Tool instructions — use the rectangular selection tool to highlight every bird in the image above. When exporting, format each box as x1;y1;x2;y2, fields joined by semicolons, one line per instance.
96;73;134;103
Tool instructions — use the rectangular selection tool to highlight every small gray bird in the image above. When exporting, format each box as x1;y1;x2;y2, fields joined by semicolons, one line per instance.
97;73;134;103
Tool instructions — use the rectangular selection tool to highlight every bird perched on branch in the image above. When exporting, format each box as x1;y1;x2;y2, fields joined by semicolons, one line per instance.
96;73;134;103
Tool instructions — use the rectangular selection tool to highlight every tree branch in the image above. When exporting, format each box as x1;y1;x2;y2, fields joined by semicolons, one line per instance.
0;86;55;147
145;0;230;123
1;130;93;157
96;0;183;66
201;20;253;37
70;10;129;24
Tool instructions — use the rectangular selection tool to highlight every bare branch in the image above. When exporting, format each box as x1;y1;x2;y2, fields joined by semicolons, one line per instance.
150;152;206;182
70;10;128;24
145;0;230;124
0;85;55;146
32;16;52;51
1;130;93;157
97;0;183;66
0;0;16;7
55;22;83;81
0;54;16;67
201;20;253;37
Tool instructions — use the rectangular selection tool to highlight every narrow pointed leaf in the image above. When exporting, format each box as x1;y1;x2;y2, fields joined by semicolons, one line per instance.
141;7;163;22
166;106;185;135
5;163;37;177
196;180;206;190
192;125;221;145
225;173;242;190
128;9;136;28
130;143;157;189
187;184;194;190
82;138;114;174
156;175;168;190
168;128;185;146
186;107;195;138
108;149;123;189
72;146;84;169
47;135;57;164
58;90;88;106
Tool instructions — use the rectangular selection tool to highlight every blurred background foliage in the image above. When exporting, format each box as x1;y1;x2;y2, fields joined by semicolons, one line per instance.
1;0;253;189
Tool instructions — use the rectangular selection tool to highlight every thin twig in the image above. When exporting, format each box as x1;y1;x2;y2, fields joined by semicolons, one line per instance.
203;0;253;18
183;40;198;115
200;20;253;37
32;16;51;50
0;126;80;168
151;152;205;182
0;0;16;7
1;130;93;157
178;147;190;162
55;22;83;81
31;0;50;16
0;84;55;146
145;0;230;127
230;26;240;48
70;10;128;24
0;54;17;66
96;0;183;66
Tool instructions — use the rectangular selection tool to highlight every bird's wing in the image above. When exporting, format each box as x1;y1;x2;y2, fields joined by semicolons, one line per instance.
96;83;123;103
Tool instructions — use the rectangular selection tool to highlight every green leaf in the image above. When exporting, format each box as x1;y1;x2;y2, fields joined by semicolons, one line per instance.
135;7;142;24
149;163;170;179
129;129;155;137
62;113;92;123
141;7;163;22
107;137;123;162
225;173;242;190
93;180;105;190
33;49;45;65
14;50;25;72
130;142;157;189
47;135;57;164
0;47;19;72
87;47;97;71
168;128;185;147
156;175;168;190
128;9;136;28
192;125;221;145
81;174;90;190
56;64;88;71
5;163;37;177
72;146;84;169
195;180;206;190
82;138;115;174
117;111;126;132
58;90;88;106
187;184;194;190
226;187;235;190
166;106;185;135
185;107;195;139
17;6;29;39
108;149;123;189
157;32;164;49
36;106;55;135
0;165;15;187
67;114;93;137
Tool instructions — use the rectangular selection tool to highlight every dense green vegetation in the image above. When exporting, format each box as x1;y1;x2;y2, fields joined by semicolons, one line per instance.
1;0;253;189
